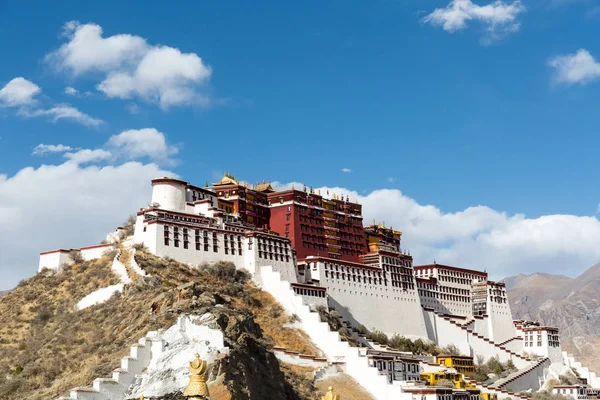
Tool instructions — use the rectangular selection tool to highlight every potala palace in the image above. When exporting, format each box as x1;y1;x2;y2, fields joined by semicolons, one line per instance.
39;174;600;400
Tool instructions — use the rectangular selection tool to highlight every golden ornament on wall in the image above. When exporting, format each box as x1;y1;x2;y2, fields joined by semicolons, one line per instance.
322;386;340;400
183;353;210;399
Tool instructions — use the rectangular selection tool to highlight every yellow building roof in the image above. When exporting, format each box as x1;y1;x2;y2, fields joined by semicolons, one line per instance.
212;172;239;186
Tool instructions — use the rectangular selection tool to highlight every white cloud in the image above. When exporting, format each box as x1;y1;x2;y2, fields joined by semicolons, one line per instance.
64;86;93;98
64;149;112;164
20;105;104;127
0;77;41;107
98;46;211;109
0;78;102;128
126;103;140;114
47;22;148;75
423;0;525;42
64;86;78;96
107;128;178;162
341;168;352;173
387;177;397;183
549;49;600;85
0;160;173;290
47;21;212;108
32;144;73;155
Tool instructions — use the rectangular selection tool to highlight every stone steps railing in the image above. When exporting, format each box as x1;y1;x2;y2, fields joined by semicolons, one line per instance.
56;333;164;399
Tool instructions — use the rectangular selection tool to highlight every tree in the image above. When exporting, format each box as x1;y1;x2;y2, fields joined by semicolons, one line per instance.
505;359;517;373
69;250;84;264
121;214;136;237
486;356;505;375
440;344;461;355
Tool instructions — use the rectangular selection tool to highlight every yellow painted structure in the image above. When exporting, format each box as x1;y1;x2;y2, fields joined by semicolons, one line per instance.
420;372;475;389
482;393;498;400
435;355;475;374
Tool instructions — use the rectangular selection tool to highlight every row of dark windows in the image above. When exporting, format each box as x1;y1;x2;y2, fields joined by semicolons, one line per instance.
292;287;326;298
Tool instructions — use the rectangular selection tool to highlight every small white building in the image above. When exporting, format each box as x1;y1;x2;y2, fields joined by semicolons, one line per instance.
553;385;590;400
367;352;422;384
401;386;480;400
515;321;562;363
38;243;116;272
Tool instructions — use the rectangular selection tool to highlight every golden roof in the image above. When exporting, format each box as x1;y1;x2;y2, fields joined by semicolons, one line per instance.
212;172;239;186
256;180;276;193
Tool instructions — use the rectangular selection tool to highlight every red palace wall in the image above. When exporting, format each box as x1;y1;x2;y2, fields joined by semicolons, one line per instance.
268;190;367;262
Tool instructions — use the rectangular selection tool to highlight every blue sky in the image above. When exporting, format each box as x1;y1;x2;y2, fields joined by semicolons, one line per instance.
2;0;600;289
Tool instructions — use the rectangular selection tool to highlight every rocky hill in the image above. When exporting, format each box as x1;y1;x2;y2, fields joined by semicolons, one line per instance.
505;263;600;373
0;249;352;400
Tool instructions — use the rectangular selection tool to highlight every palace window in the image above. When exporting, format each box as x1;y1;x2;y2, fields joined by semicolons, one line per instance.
174;240;179;247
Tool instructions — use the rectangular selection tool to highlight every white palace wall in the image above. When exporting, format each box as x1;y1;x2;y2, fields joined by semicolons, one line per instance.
487;298;515;344
38;244;116;272
133;215;298;284
307;259;429;339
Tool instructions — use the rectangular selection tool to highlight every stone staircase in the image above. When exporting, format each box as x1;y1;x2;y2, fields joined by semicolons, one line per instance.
260;265;407;400
488;357;550;392
563;352;600;388
57;334;165;400
463;376;529;400
426;308;532;369
314;364;344;380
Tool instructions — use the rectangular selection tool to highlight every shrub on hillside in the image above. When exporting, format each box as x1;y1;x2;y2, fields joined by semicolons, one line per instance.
367;330;389;346
69;250;84;264
199;261;250;284
388;335;439;355
559;372;579;385
355;324;368;335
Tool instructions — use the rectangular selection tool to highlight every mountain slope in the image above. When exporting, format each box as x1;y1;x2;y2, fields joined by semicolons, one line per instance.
505;264;600;372
0;250;321;400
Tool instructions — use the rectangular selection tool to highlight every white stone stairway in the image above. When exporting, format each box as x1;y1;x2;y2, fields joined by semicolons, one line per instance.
426;309;532;370
260;266;408;400
563;352;600;388
488;357;550;393
463;376;527;400
56;335;165;400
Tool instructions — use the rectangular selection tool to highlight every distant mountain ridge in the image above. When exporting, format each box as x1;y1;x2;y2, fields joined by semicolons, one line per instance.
504;263;600;372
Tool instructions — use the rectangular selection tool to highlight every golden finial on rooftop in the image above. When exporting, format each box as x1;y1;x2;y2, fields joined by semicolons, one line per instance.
140;396;144;400
322;386;340;400
292;184;295;190
183;353;210;399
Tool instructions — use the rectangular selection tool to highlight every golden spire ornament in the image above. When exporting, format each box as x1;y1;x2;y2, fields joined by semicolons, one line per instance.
322;386;340;400
183;353;210;399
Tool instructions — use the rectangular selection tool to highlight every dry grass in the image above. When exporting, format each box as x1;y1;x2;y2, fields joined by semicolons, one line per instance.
315;372;376;400
207;374;233;400
248;290;320;356
0;250;323;399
